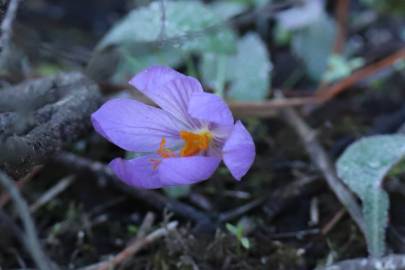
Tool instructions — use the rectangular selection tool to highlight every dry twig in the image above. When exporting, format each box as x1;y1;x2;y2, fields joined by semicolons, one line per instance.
333;0;349;54
81;221;178;270
55;152;215;231
0;169;54;270
318;254;405;270
0;0;22;53
0;165;42;208
0;73;102;177
29;175;75;213
316;48;405;101
279;99;366;235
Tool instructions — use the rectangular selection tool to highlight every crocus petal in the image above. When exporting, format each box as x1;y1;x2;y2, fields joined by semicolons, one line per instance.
188;92;234;126
159;156;221;186
222;121;255;181
91;98;184;152
109;156;163;189
129;66;185;96
130;66;203;127
154;77;204;128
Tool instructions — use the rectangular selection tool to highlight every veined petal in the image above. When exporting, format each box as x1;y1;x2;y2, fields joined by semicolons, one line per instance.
155;77;204;128
109;156;163;189
159;156;221;186
130;66;203;128
222;121;255;181
129;66;185;96
188;92;234;126
91;98;183;152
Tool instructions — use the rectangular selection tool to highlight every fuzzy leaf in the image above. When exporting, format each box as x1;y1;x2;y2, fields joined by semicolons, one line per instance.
98;0;236;54
291;13;336;81
200;32;272;99
337;134;405;257
209;1;248;19
227;32;272;101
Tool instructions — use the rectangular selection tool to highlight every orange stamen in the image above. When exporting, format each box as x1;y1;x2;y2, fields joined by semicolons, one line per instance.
149;159;161;170
157;138;176;158
179;130;212;157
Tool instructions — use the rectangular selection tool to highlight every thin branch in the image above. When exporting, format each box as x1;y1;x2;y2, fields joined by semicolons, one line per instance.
54;152;215;231
332;0;349;54
321;208;346;236
135;212;155;240
229;97;317;118
0;169;54;270
0;165;42;208
81;221;178;270
316;48;405;101
279;97;366;235
99;47;404;119
29;175;75;213
158;0;166;43
218;197;266;223
0;72;102;178
318;255;405;270
0;0;22;52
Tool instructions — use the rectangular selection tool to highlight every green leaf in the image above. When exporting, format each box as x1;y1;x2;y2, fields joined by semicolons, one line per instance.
209;1;248;20
112;46;184;82
291;13;336;81
200;32;272;99
336;134;405;257
363;189;389;257
226;223;239;235
97;0;237;81
240;237;251;249
323;54;364;83
163;185;191;199
98;1;236;54
227;32;272;101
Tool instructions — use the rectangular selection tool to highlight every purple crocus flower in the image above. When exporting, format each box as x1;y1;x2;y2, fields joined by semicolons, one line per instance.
91;66;255;189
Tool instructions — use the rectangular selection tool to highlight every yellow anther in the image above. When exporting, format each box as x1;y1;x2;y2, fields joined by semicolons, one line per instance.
179;130;212;157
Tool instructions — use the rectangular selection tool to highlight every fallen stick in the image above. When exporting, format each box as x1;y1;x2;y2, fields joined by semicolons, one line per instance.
81;221;178;270
29;175;75;213
0;169;55;270
0;72;102;178
279;99;366;235
317;254;405;270
55;152;215;231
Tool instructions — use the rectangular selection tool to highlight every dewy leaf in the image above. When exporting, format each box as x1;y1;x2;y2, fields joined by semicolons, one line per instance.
291;13;336;81
97;0;237;81
336;134;405;257
276;0;323;31
209;1;248;20
98;0;236;54
112;46;184;83
227;32;272;101
200;32;272;99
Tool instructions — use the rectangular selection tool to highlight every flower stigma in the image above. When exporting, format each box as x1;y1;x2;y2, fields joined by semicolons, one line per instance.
179;129;212;157
150;130;213;170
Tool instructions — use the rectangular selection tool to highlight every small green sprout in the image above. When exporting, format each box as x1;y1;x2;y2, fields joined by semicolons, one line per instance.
226;223;251;250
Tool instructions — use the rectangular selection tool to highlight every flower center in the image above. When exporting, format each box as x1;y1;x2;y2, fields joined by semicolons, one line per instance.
157;138;176;158
151;131;212;170
154;130;213;163
179;130;212;157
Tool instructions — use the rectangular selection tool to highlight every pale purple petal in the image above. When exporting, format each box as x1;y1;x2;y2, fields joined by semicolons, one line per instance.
153;77;204;128
109;155;163;189
91;98;184;152
129;66;185;96
130;66;203;128
129;66;187;106
222;121;255;181
188;92;234;126
159;156;221;186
